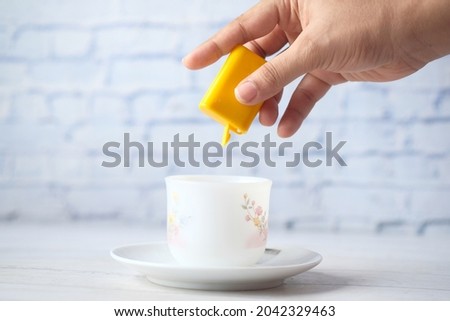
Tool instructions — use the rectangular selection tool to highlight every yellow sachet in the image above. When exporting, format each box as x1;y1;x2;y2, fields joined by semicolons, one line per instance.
199;45;266;146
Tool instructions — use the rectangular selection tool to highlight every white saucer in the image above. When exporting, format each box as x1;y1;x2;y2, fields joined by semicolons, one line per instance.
110;242;322;291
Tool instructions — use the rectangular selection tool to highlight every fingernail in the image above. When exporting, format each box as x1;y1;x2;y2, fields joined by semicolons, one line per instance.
235;81;257;104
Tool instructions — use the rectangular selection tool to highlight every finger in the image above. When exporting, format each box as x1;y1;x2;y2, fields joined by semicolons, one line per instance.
235;31;323;105
183;1;280;70
312;69;348;86
277;73;332;138
245;25;288;58
277;69;347;137
259;90;283;126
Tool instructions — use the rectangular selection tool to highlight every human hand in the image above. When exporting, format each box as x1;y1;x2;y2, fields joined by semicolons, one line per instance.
183;0;450;137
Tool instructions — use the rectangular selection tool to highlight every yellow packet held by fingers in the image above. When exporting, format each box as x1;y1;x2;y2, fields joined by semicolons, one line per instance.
199;45;266;145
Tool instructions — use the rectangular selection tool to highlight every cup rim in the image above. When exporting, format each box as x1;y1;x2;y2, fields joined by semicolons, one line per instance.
165;175;271;185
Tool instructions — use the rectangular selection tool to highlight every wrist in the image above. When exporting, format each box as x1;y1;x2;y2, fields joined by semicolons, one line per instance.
396;0;450;64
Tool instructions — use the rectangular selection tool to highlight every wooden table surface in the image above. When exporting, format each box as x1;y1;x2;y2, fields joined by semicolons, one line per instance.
1;223;449;300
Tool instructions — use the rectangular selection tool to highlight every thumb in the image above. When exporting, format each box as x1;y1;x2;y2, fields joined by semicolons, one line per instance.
235;32;322;105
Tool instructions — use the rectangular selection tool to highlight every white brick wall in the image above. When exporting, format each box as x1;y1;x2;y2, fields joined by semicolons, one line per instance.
108;58;190;89
0;62;27;86
94;26;179;58
0;0;449;235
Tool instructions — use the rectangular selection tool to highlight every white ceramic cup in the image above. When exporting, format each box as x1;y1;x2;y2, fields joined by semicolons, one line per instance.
165;175;272;267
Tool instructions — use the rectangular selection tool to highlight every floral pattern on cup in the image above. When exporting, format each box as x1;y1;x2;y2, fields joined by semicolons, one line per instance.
167;192;183;246
167;191;193;247
242;193;268;247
